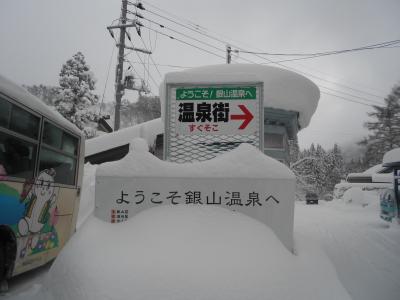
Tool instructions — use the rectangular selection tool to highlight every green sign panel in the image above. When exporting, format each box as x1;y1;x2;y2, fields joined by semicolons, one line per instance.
176;87;256;100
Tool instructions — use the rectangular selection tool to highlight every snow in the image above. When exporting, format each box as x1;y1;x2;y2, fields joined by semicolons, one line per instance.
38;205;350;300
343;187;372;206
4;160;400;300
97;138;294;179
160;64;320;129
361;164;383;174
383;147;400;165
95;139;295;251
76;163;97;229
295;200;400;300
0;74;82;135
85;118;163;157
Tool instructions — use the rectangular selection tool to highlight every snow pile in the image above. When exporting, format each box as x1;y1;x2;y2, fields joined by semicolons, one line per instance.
85;118;162;157
39;205;350;300
295;198;400;300
383;147;400;165
343;187;370;206
97;138;294;179
160;64;320;129
76;163;97;229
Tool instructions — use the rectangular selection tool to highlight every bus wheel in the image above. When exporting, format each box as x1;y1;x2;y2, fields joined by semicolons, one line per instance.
0;241;8;293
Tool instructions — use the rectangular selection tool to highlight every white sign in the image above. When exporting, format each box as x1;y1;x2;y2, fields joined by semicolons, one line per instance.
165;83;263;163
95;176;295;252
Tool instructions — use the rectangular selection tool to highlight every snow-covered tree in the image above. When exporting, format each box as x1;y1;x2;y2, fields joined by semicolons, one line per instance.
55;52;99;138
292;143;345;197
325;144;345;192
24;84;59;106
120;95;161;127
288;138;300;165
360;84;400;166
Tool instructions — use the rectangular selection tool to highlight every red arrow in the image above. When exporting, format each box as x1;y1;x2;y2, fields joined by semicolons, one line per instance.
230;104;254;129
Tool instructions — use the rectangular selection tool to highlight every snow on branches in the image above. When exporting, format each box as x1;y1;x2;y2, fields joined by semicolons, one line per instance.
291;143;344;197
55;52;100;138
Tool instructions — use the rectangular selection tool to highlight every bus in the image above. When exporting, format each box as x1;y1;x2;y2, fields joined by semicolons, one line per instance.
0;74;85;290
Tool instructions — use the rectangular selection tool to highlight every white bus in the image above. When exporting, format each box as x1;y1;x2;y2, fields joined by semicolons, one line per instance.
0;74;85;289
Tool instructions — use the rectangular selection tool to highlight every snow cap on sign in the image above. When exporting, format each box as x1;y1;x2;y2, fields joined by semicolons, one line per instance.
382;148;400;165
97;138;295;179
160;64;320;129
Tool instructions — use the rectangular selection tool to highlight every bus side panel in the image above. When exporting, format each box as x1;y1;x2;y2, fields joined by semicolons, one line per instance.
68;142;85;237
0;177;77;277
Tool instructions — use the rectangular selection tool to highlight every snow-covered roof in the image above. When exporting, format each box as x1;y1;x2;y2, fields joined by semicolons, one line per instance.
362;164;383;174
160;64;320;129
97;138;294;179
85;118;163;157
0;74;82;135
383;148;400;165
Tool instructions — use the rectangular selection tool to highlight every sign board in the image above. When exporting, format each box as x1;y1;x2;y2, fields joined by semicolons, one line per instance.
95;175;295;252
165;83;263;163
380;189;397;222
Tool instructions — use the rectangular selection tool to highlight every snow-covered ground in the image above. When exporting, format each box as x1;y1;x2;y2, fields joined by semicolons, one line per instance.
295;199;400;300
2;168;400;300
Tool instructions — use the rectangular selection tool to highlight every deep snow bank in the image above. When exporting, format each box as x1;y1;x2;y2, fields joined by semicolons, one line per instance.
40;205;350;300
76;163;97;229
97;140;294;179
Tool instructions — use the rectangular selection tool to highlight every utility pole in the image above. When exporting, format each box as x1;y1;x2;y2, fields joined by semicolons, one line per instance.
108;0;152;131
114;0;128;131
226;45;232;64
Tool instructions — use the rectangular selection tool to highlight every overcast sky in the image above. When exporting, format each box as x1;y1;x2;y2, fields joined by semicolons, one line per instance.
1;0;399;150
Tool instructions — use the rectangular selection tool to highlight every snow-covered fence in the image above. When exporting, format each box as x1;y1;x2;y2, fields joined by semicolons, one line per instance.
95;138;296;252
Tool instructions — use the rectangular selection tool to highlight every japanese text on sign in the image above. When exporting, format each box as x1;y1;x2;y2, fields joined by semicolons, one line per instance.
178;102;229;123
176;87;257;100
114;190;280;207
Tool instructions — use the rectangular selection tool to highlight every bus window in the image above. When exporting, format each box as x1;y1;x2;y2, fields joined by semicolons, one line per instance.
43;122;78;156
9;105;40;139
0;97;11;128
38;148;76;186
43;121;63;149
0;131;37;179
62;132;78;156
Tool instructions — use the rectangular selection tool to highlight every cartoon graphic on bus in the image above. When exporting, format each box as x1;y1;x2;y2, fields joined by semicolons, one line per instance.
16;169;60;258
18;169;57;238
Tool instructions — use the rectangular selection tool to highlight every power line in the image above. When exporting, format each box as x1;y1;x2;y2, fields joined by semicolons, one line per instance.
239;39;400;56
318;85;383;106
129;1;386;108
133;14;226;55
99;45;116;115
320;91;378;107
141;0;208;33
136;1;392;101
142;25;226;60
128;61;192;69
127;39;159;88
282;61;387;98
138;34;162;77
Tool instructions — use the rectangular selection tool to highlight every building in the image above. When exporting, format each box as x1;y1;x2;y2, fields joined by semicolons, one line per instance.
86;64;319;165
